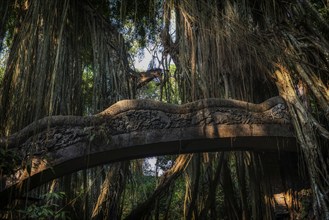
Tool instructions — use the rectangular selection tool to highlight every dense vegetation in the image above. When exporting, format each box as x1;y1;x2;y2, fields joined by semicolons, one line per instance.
0;0;328;219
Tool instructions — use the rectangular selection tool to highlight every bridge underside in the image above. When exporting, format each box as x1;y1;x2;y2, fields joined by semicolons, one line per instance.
0;96;297;208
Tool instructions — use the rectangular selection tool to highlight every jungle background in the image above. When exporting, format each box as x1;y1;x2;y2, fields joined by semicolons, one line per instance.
0;0;328;219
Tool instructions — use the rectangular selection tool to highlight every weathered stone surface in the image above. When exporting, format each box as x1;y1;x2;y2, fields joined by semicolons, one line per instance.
0;96;296;207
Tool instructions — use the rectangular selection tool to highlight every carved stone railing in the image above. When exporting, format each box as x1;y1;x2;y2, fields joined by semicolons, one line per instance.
0;96;296;207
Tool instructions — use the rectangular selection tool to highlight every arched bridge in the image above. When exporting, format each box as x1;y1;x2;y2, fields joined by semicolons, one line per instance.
0;96;296;207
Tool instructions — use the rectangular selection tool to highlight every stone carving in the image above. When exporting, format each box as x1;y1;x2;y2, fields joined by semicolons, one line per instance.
0;96;293;200
105;102;289;134
4;96;290;154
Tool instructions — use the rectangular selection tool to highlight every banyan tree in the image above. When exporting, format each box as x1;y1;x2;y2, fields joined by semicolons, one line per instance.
0;0;328;219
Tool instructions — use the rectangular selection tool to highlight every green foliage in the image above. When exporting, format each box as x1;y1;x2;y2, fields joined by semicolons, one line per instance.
165;176;185;218
311;0;329;19
0;48;8;88
309;0;329;37
0;65;4;88
111;0;163;47
122;175;157;217
137;64;181;104
166;64;181;104
137;80;161;100
0;20;13;86
19;192;70;220
81;65;94;115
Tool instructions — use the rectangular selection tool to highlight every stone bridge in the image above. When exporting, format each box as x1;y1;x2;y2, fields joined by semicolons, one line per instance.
0;96;296;207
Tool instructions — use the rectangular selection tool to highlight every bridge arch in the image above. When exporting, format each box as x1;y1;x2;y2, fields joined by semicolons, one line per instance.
0;96;296;207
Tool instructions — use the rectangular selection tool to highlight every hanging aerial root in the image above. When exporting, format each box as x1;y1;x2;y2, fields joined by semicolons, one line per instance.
274;65;329;219
124;154;192;219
